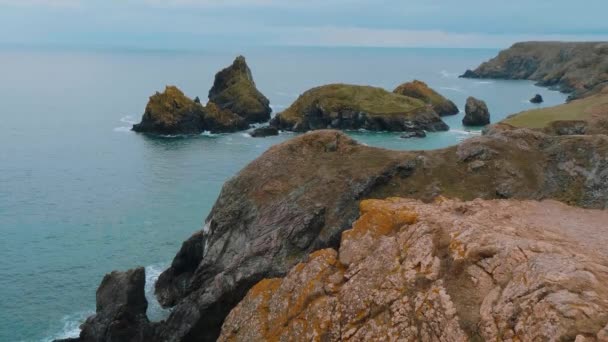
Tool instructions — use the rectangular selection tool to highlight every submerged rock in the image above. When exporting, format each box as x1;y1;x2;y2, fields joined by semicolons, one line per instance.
208;56;271;124
530;93;544;103
393;80;459;116
463;96;490;126
250;126;279;138
400;130;426;139
220;197;608;341
132;86;207;135
270;84;449;133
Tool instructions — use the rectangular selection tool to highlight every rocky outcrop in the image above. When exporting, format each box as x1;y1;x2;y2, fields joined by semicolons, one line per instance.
460;41;608;100
144;128;608;341
131;86;248;135
270;84;449;133
400;130;426;139
530;93;544;103
60;268;151;342
463;96;490;126
132;86;208;135
208;56;272;124
393;80;459;116
220;197;608;341
250;126;279;138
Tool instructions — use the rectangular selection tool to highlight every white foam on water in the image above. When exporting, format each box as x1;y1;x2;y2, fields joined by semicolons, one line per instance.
450;129;482;136
41;310;94;342
440;70;458;78
120;115;138;125
200;131;219;137
145;263;172;322
474;81;494;85
241;133;252;138
113;126;132;133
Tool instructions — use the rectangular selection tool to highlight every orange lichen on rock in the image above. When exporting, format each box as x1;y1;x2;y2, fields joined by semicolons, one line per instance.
219;198;608;341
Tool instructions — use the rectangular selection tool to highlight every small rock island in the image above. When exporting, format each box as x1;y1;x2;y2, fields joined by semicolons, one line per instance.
463;96;490;126
393;80;459;116
132;56;270;135
270;83;449;133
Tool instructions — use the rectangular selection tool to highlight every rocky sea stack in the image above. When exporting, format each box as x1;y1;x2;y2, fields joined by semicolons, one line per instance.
270;84;449;133
463;96;490;126
220;197;608;341
393;80;459;116
209;56;272;124
530;93;544;103
460;41;608;100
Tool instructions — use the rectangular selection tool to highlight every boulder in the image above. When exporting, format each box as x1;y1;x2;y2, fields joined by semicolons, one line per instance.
219;197;608;341
393;80;459;116
132;86;207;135
400;130;426;139
60;268;151;342
530;93;544;103
463;96;490;126
250;126;279;138
270;84;449;132
208;56;271;124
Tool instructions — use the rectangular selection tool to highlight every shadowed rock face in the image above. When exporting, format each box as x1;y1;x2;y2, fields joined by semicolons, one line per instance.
219;197;608;341
149;128;608;341
460;41;608;100
208;56;272;124
463;96;490;126
270;84;449;133
393;80;459;116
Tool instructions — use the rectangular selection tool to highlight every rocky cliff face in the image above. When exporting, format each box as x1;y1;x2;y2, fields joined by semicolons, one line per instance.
208;56;272;124
270;84;449;133
461;41;608;100
145;128;608;341
220;197;608;341
393;80;459;116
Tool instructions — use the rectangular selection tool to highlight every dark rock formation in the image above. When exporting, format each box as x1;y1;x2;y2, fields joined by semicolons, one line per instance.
463;96;490;126
393;80;459;116
250;126;279;138
208;56;272;124
270;84;449;133
57;268;151;342
400;130;426;139
132;86;248;135
147;128;607;341
220;198;608;341
545;120;589;136
132;86;207;135
460;41;608;100
530;94;544;103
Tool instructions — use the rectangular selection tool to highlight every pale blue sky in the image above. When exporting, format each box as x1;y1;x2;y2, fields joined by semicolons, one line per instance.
1;0;607;49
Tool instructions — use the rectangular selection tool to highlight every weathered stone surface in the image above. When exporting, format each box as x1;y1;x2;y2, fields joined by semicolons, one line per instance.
460;41;608;100
463;96;490;126
250;126;279;138
208;56;271;124
530;93;544;103
220;197;608;341
400;130;426;139
59;268;150;342
203;102;249;133
270;84;449;133
393;80;459;116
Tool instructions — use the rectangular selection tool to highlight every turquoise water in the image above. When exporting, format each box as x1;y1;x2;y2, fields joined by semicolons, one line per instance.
0;47;567;341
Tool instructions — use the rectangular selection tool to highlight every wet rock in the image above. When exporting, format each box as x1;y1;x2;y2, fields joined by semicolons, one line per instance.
250;126;279;138
208;56;271;124
270;84;449;133
220;198;608;341
400;130;426;139
463;96;491;126
393;80;459;116
530;93;544;103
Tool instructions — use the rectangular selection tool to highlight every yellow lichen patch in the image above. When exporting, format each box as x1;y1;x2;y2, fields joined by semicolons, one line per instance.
342;200;418;243
247;278;282;300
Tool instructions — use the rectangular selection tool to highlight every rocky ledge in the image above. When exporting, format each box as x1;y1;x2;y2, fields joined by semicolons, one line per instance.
270;84;449;133
221;197;608;341
393;80;459;116
208;56;272;124
461;41;608;100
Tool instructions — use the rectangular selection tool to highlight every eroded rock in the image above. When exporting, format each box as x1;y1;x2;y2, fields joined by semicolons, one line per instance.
463;96;490;126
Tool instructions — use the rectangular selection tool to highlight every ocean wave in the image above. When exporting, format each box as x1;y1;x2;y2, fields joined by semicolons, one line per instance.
241;133;252;138
120;115;138;125
41;310;93;342
200;131;219;137
474;81;494;85
113;126;132;133
450;129;482;136
440;70;458;78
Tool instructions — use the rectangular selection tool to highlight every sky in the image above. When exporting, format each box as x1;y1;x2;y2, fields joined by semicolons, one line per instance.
1;0;608;49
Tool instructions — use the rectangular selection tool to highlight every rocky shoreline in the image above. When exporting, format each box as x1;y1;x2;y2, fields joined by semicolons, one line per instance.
461;41;608;100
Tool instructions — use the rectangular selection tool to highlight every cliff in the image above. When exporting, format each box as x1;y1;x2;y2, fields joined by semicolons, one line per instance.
270;84;449;133
461;41;608;100
220;197;608;341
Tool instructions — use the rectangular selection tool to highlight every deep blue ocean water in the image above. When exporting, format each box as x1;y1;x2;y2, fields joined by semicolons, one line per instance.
0;46;567;341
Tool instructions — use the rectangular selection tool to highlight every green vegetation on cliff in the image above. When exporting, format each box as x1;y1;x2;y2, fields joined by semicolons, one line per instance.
393;80;459;116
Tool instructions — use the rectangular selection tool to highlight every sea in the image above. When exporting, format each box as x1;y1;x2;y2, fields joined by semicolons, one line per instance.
0;46;568;341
